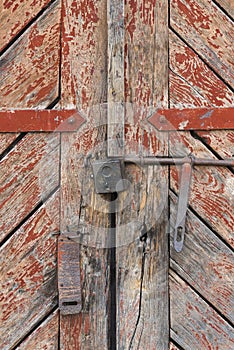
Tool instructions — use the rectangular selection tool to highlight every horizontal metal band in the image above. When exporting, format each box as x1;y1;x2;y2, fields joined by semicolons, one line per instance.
148;107;234;131
0;109;85;132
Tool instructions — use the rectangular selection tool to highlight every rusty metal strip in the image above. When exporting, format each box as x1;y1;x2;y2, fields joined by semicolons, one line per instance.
58;236;82;315
0;109;85;132
148;107;234;131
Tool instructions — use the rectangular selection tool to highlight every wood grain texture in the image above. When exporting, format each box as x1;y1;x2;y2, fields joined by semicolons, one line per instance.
170;191;234;324
169;70;210;108
170;271;234;349
196;130;234;159
16;310;59;350
0;0;61;108
0;193;59;350
169;131;234;247
169;343;180;350
214;0;234;19
107;0;125;156
0;0;51;52
0;133;20;154
0;133;60;242
125;0;168;113
170;0;234;88
61;0;107;109
169;31;234;107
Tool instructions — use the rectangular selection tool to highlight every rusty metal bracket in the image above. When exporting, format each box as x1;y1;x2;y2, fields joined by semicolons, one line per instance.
58;235;82;315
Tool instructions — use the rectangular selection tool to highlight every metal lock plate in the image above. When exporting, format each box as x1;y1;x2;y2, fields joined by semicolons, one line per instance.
92;159;125;194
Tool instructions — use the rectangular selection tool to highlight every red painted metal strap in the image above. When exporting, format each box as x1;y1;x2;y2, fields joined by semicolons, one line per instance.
0;109;85;132
148;107;234;131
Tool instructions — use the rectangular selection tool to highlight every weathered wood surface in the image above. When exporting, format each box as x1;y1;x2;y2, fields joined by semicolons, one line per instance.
169;70;210;108
0;133;60;242
170;0;234;88
170;271;234;349
169;31;234;107
169;343;180;350
0;133;20;154
214;0;234;18
107;0;125;156
196;130;234;159
60;0;110;348
16;310;59;350
115;1;169;348
0;0;60;108
0;193;59;349
0;0;52;52
170;131;234;247
170;191;234;324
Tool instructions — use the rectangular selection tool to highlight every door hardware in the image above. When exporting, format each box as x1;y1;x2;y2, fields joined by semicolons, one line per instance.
91;155;233;251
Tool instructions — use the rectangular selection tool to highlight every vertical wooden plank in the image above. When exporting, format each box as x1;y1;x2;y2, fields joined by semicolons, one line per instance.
60;0;109;349
116;2;169;348
107;0;125;156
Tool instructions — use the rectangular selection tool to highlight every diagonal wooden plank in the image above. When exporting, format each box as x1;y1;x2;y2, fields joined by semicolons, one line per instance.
0;133;60;242
169;343;180;350
214;0;234;19
169;70;210;108
169;31;234;107
170;0;234;88
196;130;234;159
170;271;234;350
0;0;61;109
0;0;53;52
170;131;234;248
0;133;20;154
16;310;59;350
0;193;59;350
170;191;234;324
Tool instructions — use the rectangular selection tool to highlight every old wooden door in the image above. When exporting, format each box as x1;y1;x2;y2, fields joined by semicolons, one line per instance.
0;0;233;349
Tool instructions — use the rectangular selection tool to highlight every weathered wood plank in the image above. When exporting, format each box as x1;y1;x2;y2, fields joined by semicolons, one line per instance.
169;70;210;108
0;0;52;52
0;133;60;242
169;31;234;107
61;0;107;109
170;271;234;349
0;133;20;154
125;0;168;113
16;310;59;350
170;0;234;88
169;343;180;350
169;131;234;247
170;191;234;324
196;130;234;159
115;2;169;348
60;1;109;347
107;0;125;156
0;0;61;108
214;0;234;19
0;193;59;350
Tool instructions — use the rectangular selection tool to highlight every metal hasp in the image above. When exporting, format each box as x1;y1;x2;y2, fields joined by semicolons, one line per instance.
174;161;193;252
92;159;126;194
58;236;82;315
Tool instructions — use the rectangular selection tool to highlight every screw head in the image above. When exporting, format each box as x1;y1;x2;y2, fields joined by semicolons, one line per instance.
68;116;75;124
159;116;167;124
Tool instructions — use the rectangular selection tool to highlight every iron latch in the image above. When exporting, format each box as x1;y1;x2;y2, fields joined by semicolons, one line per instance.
91;155;234;252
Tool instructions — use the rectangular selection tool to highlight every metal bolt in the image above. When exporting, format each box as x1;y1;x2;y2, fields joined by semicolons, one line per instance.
159;115;167;124
68;116;75;124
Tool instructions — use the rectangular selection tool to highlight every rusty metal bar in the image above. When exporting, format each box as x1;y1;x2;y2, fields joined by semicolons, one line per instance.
121;156;234;167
